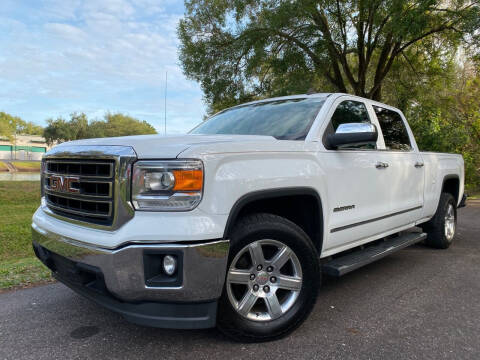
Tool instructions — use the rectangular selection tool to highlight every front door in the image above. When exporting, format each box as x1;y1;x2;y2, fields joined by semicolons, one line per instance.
318;97;393;254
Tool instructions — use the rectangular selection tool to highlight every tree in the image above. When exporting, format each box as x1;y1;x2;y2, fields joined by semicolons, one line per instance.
178;0;479;111
0;112;43;141
407;68;480;192
43;117;76;145
43;112;157;145
0;112;18;141
93;113;157;137
16;120;43;136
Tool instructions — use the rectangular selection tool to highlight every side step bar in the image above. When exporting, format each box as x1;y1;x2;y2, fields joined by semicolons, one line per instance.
322;232;427;277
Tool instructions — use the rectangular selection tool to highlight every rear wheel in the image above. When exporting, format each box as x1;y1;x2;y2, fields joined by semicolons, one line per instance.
422;192;457;249
217;213;320;342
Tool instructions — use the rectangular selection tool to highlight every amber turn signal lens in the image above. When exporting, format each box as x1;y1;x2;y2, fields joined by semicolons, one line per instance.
172;169;203;191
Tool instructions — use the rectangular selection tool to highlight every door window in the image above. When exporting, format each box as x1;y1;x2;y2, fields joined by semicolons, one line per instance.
323;100;374;149
373;106;412;151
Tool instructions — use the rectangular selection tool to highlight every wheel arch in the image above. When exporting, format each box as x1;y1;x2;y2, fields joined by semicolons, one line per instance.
223;187;324;254
441;174;460;205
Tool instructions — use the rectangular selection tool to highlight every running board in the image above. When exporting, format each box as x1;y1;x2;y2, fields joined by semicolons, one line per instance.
322;232;427;277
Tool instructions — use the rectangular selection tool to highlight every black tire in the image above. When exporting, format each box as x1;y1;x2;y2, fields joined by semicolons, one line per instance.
422;192;457;249
217;213;320;342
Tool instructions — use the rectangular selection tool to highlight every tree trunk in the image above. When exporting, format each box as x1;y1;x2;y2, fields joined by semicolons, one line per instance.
371;84;382;101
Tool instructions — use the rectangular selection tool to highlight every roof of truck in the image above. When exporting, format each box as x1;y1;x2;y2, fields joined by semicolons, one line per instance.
231;92;402;115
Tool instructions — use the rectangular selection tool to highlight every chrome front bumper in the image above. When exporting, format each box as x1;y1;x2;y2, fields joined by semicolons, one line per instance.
32;222;230;303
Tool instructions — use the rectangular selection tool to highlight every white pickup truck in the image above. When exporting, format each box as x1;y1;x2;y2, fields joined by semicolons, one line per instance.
32;93;465;342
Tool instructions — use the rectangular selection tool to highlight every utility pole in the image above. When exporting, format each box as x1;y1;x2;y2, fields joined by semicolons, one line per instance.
14;122;17;160
164;71;167;136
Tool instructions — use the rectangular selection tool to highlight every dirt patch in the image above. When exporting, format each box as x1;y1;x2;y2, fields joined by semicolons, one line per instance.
0;162;13;172
0;278;56;294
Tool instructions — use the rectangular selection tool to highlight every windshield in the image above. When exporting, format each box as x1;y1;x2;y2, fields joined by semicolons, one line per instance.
190;97;326;140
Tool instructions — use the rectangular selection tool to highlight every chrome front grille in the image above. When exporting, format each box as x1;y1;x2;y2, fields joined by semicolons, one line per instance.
42;145;137;230
44;159;116;225
46;161;114;178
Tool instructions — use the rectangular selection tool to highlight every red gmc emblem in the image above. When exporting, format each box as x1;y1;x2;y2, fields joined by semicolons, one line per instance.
49;175;80;193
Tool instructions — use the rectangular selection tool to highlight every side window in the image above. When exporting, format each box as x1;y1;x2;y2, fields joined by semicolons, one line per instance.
373;106;412;151
323;100;374;149
331;100;371;130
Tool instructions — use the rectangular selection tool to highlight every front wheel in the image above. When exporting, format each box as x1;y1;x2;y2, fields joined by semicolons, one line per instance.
217;213;320;342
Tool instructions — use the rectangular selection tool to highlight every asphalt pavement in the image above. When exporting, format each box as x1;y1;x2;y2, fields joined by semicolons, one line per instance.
1;202;479;360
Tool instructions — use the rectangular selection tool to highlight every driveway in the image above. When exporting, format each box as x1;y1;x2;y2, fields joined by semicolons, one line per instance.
1;202;479;359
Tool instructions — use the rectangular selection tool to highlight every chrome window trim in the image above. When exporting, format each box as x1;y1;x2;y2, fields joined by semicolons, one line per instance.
42;145;137;230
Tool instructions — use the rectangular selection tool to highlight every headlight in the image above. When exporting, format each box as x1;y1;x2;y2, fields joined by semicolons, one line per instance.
132;160;203;211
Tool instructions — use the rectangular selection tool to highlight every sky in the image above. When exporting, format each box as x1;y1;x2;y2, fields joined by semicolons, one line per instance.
0;0;206;134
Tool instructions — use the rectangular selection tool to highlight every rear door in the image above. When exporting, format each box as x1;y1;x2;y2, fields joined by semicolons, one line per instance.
370;105;424;226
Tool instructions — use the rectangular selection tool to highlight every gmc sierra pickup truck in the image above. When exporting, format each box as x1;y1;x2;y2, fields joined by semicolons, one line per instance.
32;93;466;342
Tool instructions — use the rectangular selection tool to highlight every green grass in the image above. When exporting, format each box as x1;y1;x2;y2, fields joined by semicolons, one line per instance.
0;181;52;289
10;161;41;172
0;258;52;289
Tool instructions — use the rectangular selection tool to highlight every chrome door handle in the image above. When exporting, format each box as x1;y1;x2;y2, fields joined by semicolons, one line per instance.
415;162;424;168
375;162;389;169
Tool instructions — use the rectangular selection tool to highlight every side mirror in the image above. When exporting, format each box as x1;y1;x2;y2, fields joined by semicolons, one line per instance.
327;123;378;149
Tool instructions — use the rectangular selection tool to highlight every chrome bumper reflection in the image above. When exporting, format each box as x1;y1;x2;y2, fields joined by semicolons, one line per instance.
32;222;229;302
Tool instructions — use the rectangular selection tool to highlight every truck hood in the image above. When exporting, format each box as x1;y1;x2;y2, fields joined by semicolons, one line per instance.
58;134;276;158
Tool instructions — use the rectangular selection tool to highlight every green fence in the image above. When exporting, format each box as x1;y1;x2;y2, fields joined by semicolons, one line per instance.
0;145;46;153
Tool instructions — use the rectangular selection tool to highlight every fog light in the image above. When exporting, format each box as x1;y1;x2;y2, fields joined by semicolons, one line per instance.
163;255;177;276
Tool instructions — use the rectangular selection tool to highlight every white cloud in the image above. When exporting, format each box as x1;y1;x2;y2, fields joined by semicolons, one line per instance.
0;0;205;134
82;0;136;19
44;22;88;43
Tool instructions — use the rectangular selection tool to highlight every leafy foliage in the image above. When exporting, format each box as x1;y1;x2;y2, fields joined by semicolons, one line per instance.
408;72;480;192
17;121;44;136
0;112;43;141
178;0;479;111
43;112;157;145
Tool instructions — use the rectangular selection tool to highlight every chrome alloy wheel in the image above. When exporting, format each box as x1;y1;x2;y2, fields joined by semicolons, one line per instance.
444;203;456;241
226;239;303;322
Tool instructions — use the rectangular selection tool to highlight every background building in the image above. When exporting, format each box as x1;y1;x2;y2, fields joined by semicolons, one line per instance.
0;135;50;160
